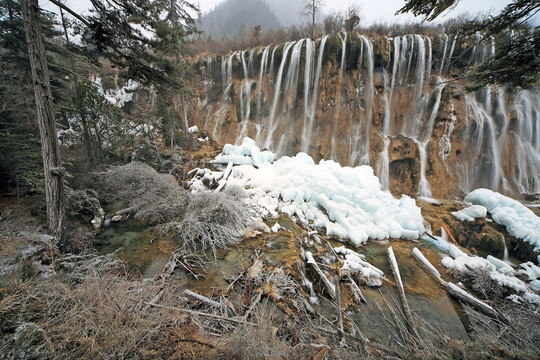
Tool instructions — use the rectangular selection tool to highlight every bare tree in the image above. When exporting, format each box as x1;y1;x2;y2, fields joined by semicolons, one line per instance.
344;4;361;32
303;0;324;39
21;0;66;243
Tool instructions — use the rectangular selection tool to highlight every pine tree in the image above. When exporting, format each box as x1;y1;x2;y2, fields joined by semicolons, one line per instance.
398;0;540;89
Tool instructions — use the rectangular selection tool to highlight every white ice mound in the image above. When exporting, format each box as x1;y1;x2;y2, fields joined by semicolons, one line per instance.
222;141;425;246
465;188;540;251
451;205;487;222
212;137;275;167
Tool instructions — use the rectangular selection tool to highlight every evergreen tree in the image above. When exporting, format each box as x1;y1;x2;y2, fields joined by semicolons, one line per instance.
398;0;540;89
68;81;131;164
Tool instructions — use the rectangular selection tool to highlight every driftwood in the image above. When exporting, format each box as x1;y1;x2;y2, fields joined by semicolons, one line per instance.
334;276;346;346
412;247;508;323
305;251;336;298
157;250;206;284
143;302;256;326
387;246;420;340
184;290;224;309
325;241;368;304
347;276;367;304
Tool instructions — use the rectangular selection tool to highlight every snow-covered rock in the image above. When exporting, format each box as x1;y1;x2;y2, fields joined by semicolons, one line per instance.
465;188;540;251
451;205;487;222
214;138;425;246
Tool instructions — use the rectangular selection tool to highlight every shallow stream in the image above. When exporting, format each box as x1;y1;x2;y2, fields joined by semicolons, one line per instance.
95;215;478;342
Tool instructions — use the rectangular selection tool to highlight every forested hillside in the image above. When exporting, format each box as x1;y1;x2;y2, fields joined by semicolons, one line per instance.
198;0;281;39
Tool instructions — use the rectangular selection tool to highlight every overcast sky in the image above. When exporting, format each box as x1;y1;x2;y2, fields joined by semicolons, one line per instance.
40;0;514;26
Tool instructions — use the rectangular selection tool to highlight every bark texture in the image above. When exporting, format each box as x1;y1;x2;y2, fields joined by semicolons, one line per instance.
21;0;66;243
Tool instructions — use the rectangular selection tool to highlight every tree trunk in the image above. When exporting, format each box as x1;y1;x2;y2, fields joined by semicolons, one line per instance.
21;0;66;244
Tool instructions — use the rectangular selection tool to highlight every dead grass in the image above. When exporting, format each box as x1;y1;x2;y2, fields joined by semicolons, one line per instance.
0;254;217;359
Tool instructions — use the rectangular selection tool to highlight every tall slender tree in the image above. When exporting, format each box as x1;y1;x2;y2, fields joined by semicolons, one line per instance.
21;0;66;242
303;0;324;39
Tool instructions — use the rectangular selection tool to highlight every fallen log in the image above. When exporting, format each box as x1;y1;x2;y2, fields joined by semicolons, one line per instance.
412;247;508;324
184;290;226;311
143;302;256;325
347;276;367;304
387;246;420;340
305;251;336;298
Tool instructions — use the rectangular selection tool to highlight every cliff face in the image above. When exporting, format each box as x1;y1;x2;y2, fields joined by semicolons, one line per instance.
189;33;540;199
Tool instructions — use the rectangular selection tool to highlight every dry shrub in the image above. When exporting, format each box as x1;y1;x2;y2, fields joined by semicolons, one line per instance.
96;163;248;258
164;191;247;258
96;162;187;224
0;254;217;359
216;301;299;359
448;267;510;301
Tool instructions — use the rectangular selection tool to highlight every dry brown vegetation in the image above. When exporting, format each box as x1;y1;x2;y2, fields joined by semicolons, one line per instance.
95;162;187;225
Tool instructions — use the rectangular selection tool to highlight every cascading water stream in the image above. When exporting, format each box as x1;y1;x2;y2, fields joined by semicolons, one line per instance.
263;42;294;150
237;51;253;143
330;32;348;159
200;32;540;197
349;34;374;166
439;34;449;75
443;35;457;74
300;38;315;154
300;35;328;154
276;40;305;154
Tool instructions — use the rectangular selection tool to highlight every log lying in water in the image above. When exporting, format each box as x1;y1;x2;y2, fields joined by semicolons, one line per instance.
412;247;508;323
387;246;420;340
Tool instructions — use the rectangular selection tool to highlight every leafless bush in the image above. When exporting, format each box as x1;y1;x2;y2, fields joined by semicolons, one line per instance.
216;301;299;359
95;162;187;224
162;191;247;258
448;267;510;301
0;256;210;359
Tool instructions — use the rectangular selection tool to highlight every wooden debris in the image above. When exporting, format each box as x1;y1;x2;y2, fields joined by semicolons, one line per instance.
143;302;255;326
412;247;508;323
347;276;367;304
305;251;336;298
387;246;420;340
184;290;228;312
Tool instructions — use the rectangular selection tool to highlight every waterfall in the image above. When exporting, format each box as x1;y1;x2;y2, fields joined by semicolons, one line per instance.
276;39;305;154
237;51;253;143
199;32;540;197
415;139;432;198
443;35;457;74
377;138;390;191
339;32;348;82
501;235;510;264
439;101;456;170
425;36;432;83
350;34;374;166
256;45;271;119
263;42;295;150
301;35;328;154
330;32;348;159
439;34;448;75
300;38;316;153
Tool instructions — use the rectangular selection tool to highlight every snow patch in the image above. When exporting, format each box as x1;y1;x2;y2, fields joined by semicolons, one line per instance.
207;138;425;246
465;188;540;251
451;205;487;222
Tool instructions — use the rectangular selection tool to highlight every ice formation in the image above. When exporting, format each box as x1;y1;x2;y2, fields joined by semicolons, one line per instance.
451;205;487;222
465;188;540;251
193;138;425;246
424;231;540;305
